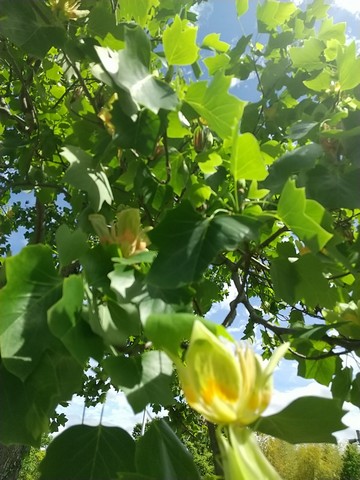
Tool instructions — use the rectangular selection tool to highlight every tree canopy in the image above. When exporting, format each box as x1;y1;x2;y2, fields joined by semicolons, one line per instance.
0;0;360;478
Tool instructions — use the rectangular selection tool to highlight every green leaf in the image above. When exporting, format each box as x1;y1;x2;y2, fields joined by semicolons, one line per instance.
147;202;259;289
185;73;246;139
256;396;347;443
201;33;230;53
144;313;229;360
62;146;113;212
94;26;178;113
262;142;324;193
318;17;346;43
236;0;249;17
197;152;223;174
48;275;104;365
337;42;360;91
277;179;333;251
135;420;201;480
298;356;337;386
112;106;161;156
306;166;360;209
0;0;65;58
119;0;159;27
304;70;333;91
289;38;325;71
39;425;135;480
270;253;338;308
0;349;82;446
0;245;62;380
163;15;199;65
257;0;297;32
55;225;88;268
230;132;268;181
105;351;174;413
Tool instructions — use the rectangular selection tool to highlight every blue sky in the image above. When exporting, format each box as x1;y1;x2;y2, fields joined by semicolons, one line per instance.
7;0;360;442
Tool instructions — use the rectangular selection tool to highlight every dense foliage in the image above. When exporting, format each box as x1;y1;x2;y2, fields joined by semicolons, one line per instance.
0;0;360;478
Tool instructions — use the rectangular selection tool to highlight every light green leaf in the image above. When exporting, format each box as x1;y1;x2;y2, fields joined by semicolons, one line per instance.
337;42;360;91
135;420;201;480
39;425;135;479
230;132;268;181
202;33;230;52
163;15;199;65
257;0;297;31
185;73;246;139
318;17;346;43
147;202;259;289
289;38;325;71
304;70;333;91
204;53;230;75
0;245;62;380
62;146;113;212
236;0;249;17
119;0;159;27
256;397;347;443
94;26;178;113
277;179;333;251
198;152;223;174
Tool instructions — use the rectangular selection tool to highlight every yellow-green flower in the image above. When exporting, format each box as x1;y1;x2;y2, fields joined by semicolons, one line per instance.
175;320;288;426
217;425;282;480
48;0;90;19
89;209;150;258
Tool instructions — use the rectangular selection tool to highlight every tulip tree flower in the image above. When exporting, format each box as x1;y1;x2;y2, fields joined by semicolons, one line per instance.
89;209;150;258
174;320;288;426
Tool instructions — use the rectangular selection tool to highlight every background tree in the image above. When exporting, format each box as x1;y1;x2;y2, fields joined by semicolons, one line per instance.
341;443;360;480
0;0;359;478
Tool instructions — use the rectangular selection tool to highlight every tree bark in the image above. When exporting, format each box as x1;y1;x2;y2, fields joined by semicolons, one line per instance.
0;444;29;480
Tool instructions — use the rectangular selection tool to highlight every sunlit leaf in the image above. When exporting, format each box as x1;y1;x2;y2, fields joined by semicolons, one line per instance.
0;246;62;380
231;132;268;181
163;15;199;65
277;179;333;251
185;73;246;139
62;146;113;212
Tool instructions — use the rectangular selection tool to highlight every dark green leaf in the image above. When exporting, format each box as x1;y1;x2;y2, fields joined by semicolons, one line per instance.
147;202;259;289
256;396;347;443
39;425;135;480
135;420;201;480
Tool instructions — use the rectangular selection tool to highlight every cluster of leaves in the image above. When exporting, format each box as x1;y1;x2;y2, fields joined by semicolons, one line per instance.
0;0;360;478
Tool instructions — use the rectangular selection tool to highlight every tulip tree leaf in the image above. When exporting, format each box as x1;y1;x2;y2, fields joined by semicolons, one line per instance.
0;350;82;447
147;201;259;289
0;245;62;380
337;42;360;91
236;0;249;17
0;0;65;58
105;351;174;413
39;425;136;480
185;73;246;139
231;132;268;181
94;26;178;113
48;275;104;365
135;420;201;480
163;15;199;65
62;146;113;212
277;179;332;252
256;396;347;443
257;0;297;32
55;225;89;268
119;0;159;27
201;33;230;53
